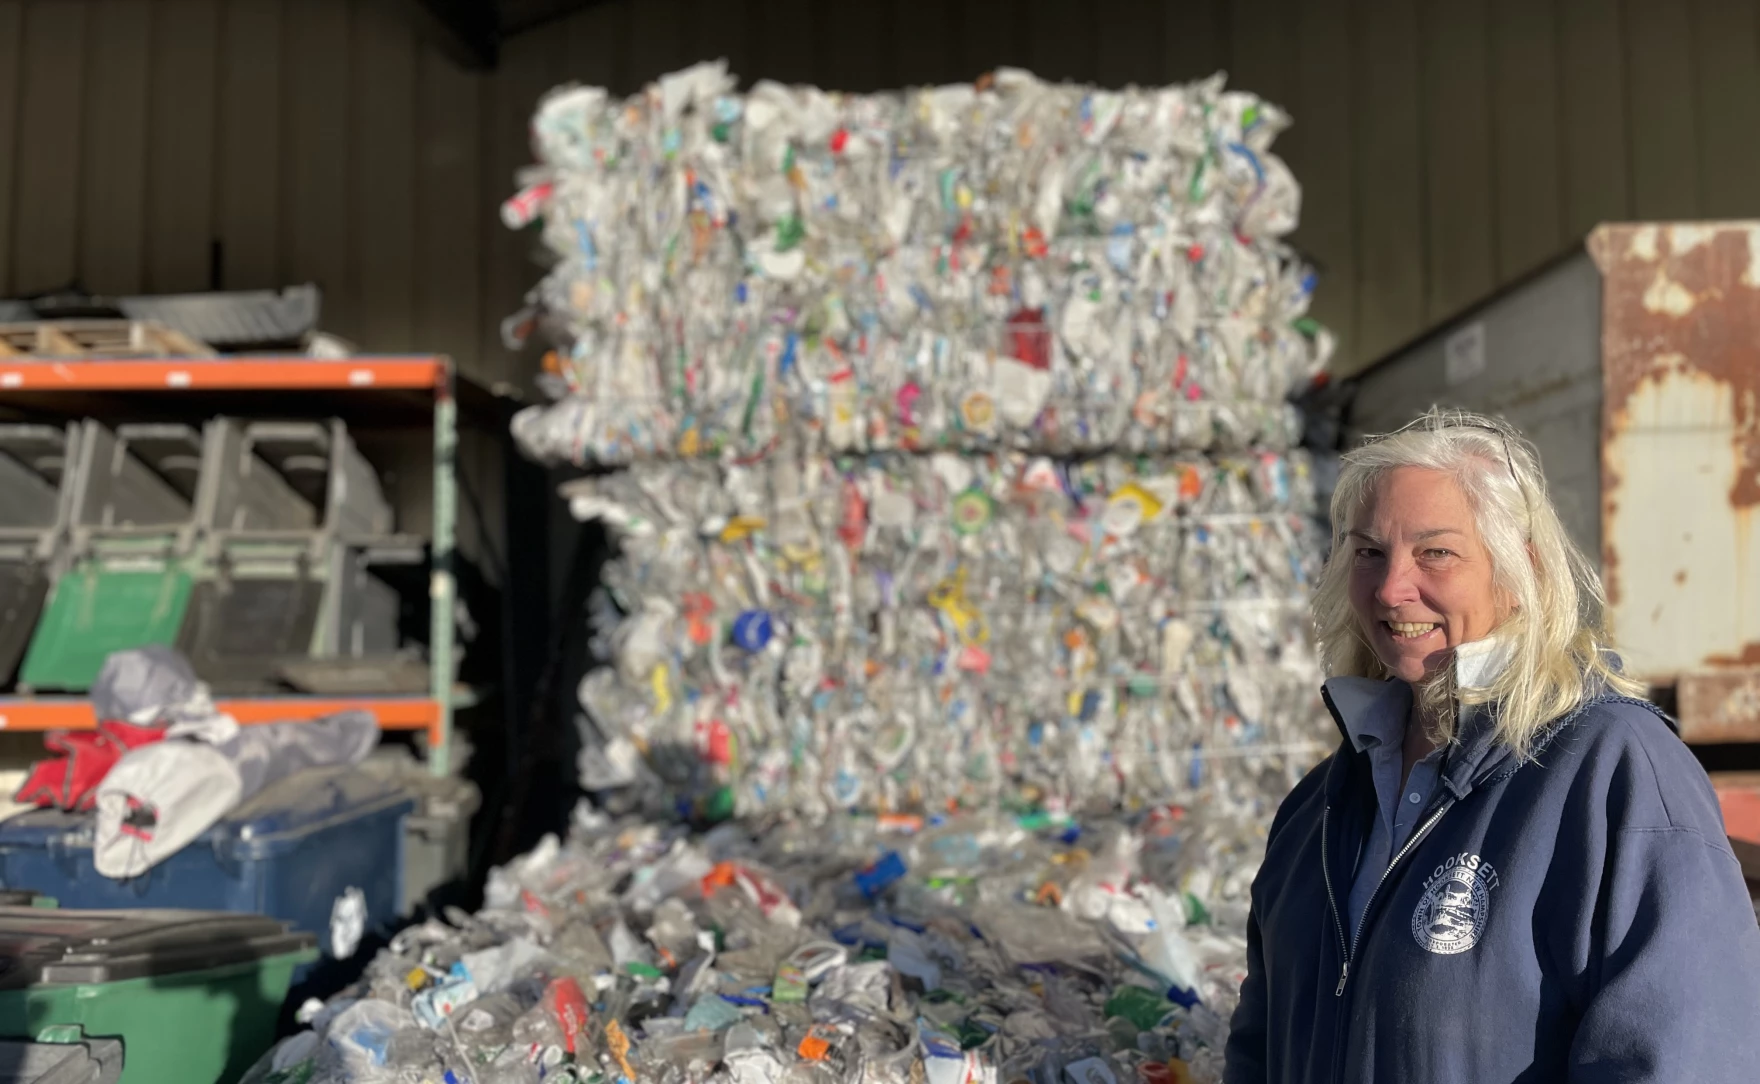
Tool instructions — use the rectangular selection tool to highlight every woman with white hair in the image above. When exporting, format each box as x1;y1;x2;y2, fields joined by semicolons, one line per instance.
1224;409;1760;1083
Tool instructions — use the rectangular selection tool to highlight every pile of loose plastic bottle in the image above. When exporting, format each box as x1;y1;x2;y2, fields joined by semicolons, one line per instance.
245;800;1282;1084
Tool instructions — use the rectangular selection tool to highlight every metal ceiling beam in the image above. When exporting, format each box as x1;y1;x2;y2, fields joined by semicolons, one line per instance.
500;0;609;37
399;0;501;70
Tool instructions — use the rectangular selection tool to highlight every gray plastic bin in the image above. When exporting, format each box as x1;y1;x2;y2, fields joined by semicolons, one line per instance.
194;418;317;533
67;422;193;536
0;425;83;684
359;751;480;916
321;539;420;658
234;419;392;536
404;777;481;915
0;1037;123;1084
0;427;70;532
178;418;408;692
111;424;204;505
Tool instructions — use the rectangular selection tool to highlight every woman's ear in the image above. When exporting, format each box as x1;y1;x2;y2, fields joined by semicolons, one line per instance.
1496;579;1520;618
1505;541;1538;614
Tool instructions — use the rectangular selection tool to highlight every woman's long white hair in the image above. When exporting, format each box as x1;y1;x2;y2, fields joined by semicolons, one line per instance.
1311;407;1640;757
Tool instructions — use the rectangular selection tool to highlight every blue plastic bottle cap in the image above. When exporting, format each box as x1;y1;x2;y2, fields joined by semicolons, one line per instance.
855;850;908;899
731;610;774;652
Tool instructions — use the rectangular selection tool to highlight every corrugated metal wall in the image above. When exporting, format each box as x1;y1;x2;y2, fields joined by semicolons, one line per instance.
516;0;1760;376
2;0;1759;382
0;0;493;377
0;0;506;570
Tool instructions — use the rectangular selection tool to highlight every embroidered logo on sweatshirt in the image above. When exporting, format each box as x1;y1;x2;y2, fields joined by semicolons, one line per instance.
1412;853;1499;955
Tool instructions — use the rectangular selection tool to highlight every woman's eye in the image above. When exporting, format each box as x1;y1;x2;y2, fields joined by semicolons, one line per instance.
1353;547;1382;561
1423;548;1455;559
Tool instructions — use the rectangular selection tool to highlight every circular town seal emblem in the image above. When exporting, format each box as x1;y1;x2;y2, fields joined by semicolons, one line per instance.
1411;856;1493;955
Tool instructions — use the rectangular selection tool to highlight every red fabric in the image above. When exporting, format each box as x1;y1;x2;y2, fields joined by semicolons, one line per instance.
46;732;121;812
14;724;168;812
14;756;70;808
98;719;169;752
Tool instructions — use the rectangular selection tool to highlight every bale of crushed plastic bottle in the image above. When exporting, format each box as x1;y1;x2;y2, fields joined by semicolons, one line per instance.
563;447;1331;820
504;63;1332;466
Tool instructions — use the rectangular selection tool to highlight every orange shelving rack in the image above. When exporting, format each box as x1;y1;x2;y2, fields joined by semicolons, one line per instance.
0;355;460;775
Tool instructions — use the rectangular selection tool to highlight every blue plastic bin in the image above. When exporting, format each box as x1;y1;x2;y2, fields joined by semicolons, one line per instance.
0;766;411;983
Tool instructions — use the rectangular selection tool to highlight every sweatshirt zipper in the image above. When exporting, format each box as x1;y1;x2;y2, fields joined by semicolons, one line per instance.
1319;805;1349;993
1326;796;1456;997
1320;795;1456;1084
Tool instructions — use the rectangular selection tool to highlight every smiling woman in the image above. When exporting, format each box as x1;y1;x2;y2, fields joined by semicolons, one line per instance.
1311;409;1639;757
1223;408;1760;1084
1346;469;1504;679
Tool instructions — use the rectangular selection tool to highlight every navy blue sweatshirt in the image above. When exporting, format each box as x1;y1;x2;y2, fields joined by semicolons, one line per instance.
1224;682;1760;1083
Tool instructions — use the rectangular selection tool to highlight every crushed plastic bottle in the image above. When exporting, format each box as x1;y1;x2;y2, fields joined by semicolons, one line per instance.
250;803;1275;1084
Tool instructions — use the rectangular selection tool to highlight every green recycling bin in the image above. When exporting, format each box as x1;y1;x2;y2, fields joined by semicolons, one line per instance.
0;907;316;1084
18;562;194;691
14;421;203;692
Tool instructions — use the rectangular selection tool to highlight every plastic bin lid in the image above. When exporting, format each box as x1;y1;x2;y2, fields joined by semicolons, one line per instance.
0;906;314;989
0;766;414;862
0;1038;122;1084
225;765;414;852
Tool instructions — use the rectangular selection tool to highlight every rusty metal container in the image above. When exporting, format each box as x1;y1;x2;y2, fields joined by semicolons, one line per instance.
1347;222;1760;743
1716;774;1760;846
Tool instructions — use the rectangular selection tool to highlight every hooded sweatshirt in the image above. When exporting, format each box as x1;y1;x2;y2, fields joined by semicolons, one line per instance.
1223;671;1760;1084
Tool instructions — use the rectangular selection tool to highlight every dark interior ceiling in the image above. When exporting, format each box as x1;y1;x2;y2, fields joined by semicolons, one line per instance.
403;0;605;70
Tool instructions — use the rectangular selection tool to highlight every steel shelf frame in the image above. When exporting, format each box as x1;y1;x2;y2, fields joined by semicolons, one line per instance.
0;356;459;776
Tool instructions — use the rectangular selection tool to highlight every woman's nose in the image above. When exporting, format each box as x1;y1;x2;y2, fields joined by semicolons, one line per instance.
1374;556;1420;608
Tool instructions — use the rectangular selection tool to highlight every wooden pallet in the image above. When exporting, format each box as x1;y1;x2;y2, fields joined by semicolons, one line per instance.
0;320;215;359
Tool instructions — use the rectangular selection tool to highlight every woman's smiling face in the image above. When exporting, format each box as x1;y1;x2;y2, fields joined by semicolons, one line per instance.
1347;466;1506;683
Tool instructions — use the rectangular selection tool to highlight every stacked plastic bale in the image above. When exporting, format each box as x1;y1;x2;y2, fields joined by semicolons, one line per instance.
504;62;1334;822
